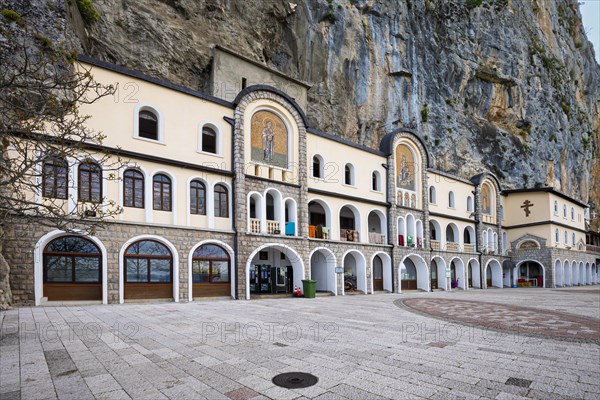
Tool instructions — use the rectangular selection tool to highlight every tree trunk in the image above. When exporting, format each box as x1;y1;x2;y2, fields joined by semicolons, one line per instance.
0;226;13;310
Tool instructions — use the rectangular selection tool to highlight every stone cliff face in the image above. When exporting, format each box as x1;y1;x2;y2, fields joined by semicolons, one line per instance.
7;0;600;216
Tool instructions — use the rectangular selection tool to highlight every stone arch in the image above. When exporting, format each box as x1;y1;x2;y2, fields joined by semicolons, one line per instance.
431;256;446;291
563;260;571;286
245;243;305;300
119;235;180;304
467;258;480;289
188;240;235;301
341;250;367;294
371;252;393;293
484;259;502;288
516;259;546;288
309;247;337;295
34;230;108;306
450;257;466;290
399;254;429;292
554;259;563;287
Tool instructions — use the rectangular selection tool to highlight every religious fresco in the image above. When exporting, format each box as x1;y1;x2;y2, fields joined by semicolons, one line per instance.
395;144;416;191
250;111;288;168
482;184;492;214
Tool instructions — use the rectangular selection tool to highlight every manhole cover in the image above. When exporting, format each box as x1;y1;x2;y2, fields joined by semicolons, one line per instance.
505;377;532;388
272;372;318;389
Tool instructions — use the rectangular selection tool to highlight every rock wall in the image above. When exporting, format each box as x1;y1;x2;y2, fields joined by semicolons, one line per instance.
3;0;600;214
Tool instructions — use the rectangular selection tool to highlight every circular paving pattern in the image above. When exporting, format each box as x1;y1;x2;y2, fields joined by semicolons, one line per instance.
397;298;600;343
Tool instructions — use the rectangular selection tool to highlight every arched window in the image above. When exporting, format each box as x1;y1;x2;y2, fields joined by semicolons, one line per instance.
344;163;355;185
563;205;567;218
372;171;381;191
42;156;68;199
446;225;456;242
44;236;101;283
564;230;568;244
190;180;206;215
312;155;323;179
153;174;172;211
572;233;576;246
192;244;230;284
467;196;473;212
555;228;560;243
429;186;436;204
78;161;102;203
571;207;575;221
124;240;172;283
124;169;144;208
201;125;218;154
553;200;559;215
448;191;455;208
138;109;158;140
214;184;229;218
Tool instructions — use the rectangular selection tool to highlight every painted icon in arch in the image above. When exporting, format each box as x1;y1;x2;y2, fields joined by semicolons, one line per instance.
251;111;288;168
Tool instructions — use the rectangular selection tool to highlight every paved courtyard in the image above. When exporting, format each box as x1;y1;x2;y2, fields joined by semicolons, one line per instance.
1;287;599;400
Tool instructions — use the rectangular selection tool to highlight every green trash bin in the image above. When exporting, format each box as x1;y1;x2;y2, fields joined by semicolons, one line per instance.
302;279;316;298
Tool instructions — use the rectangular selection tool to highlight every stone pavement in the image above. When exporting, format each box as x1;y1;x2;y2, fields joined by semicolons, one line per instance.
1;287;599;400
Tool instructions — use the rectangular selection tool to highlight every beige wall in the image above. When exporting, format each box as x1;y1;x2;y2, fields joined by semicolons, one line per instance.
78;63;233;171
211;48;308;111
427;172;475;220
503;192;550;226
307;134;387;204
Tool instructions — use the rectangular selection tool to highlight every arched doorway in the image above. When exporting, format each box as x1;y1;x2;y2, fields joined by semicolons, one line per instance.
43;236;102;301
450;258;465;290
308;199;331;239
367;210;386;244
247;244;304;299
503;260;516;288
340;205;361;242
342;251;367;294
124;240;174;300
484;260;502;288
371;253;392;293
571;262;580;285
554;260;563;287
579;262;586;285
399;255;428;292
516;260;545;288
430;256;446;290
563;261;571;286
310;248;337;295
468;259;480;288
191;244;231;298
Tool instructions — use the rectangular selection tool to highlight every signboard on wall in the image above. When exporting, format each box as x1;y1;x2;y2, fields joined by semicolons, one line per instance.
335;267;343;274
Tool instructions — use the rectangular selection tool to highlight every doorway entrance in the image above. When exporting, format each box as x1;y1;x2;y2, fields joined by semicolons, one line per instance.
373;255;384;291
250;265;293;294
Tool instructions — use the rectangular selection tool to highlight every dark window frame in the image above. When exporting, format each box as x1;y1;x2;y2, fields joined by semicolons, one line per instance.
43;236;101;284
214;184;229;218
138;109;159;140
124;240;173;284
191;244;231;284
201;126;218;154
190;179;206;215
78;161;102;203
42;156;69;199
312;156;321;178
153;174;172;211
123;169;145;208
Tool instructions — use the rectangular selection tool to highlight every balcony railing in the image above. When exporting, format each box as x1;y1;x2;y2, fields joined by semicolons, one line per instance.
369;232;386;244
340;229;360;242
586;244;600;254
266;220;280;235
431;240;440;251
446;242;460;252
464;244;475;253
309;225;330;239
250;218;260;234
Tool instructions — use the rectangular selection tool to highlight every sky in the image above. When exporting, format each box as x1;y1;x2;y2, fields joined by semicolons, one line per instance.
579;0;600;63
